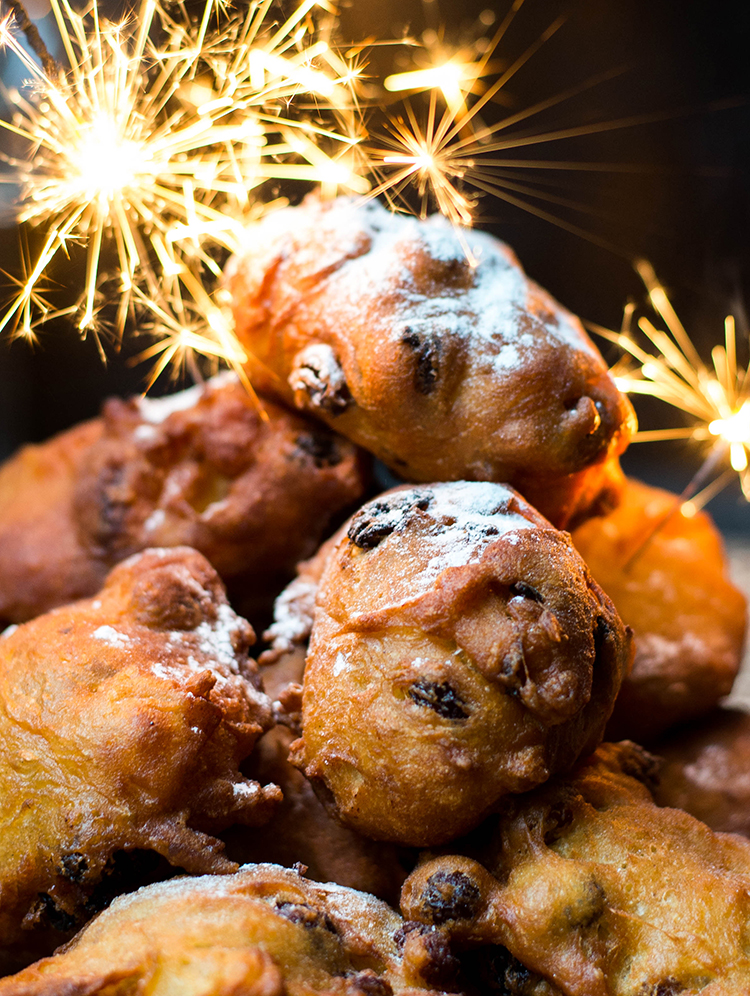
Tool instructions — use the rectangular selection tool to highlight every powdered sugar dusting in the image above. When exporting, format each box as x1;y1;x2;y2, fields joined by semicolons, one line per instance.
418;482;534;589
144;508;166;533
92;625;131;648
241;197;598;367
195;600;245;670
333;651;350;677
352;482;537;606
137;371;239;425
232;780;261;802
264;577;318;651
138;382;204;423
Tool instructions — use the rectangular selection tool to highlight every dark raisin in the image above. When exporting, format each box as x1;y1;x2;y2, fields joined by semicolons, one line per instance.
420;871;481;924
509;582;544;603
416;928;460;989
349;972;393;996
275;901;337;934
58;852;89;884
294;431;342;468
408;680;468;721
564;879;606;928
348;503;397;549
473;945;545;995
34;894;77;932
615;740;661;793
92;462;130;550
394;923;459;988
401;329;440;395
638;980;685;996
294;352;353;415
347;493;431;550
542;802;574;845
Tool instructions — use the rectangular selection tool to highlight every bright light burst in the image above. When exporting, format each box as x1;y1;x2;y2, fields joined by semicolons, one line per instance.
366;2;660;256
0;0;366;347
589;260;750;509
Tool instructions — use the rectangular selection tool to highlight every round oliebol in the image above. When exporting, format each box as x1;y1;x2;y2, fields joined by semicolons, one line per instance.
290;481;633;846
226;195;636;528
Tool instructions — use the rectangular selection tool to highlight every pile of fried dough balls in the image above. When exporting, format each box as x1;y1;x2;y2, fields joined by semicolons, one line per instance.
0;196;746;996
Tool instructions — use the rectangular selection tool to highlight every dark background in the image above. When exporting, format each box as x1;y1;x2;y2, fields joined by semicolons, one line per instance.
1;0;749;530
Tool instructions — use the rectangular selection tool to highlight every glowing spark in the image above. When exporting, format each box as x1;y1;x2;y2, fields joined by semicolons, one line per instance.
590;261;750;509
385;60;477;117
0;0;363;356
365;6;640;256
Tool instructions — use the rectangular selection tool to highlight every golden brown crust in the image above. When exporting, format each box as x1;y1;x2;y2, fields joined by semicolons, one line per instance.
653;706;750;836
0;547;280;946
0;864;457;995
571;477;747;742
401;741;750;996
224;725;411;904
0;419;108;623
291;483;631;847
0;374;369;625
226;195;635;529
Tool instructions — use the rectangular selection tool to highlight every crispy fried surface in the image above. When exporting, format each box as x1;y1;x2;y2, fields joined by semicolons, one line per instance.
226;196;635;529
0;864;458;995
0;548;280;946
401;742;750;996
571;478;747;741
654;706;750;836
291;483;631;847
0;373;368;625
0;419;108;623
224;724;411;904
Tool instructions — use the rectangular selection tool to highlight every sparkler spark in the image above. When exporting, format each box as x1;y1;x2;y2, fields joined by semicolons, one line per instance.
589;260;750;509
365;5;641;252
0;0;366;351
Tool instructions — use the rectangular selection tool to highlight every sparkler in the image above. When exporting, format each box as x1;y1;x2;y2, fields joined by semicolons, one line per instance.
589;260;750;511
0;0;366;351
365;3;646;256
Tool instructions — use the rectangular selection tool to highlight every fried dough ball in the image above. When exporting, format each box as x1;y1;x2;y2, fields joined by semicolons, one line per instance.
0;372;368;625
653;706;750;836
401;742;750;996
226;195;635;528
0;547;280;947
290;482;632;847
571;477;747;742
0;864;459;995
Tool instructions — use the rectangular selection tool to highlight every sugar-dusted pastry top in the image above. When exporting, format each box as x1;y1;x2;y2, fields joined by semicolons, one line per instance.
572;477;747;742
0;372;369;624
0;547;279;946
226;195;635;528
401;741;750;996
0;864;458;995
291;482;632;846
